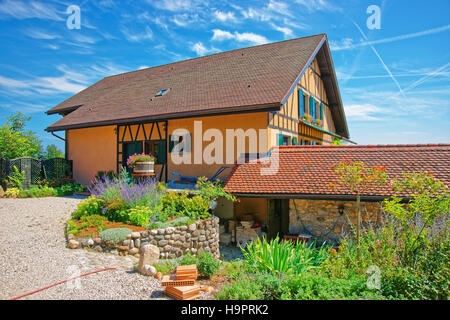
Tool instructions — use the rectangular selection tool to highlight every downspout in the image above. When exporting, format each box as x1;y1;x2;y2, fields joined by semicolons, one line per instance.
51;131;68;160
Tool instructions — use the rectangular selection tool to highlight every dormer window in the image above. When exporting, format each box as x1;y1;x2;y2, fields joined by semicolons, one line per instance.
155;88;170;97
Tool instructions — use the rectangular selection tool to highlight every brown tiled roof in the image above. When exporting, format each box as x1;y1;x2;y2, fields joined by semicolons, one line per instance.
224;144;450;198
46;34;329;131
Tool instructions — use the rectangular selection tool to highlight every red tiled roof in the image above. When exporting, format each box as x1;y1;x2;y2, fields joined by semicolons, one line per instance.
46;34;329;131
224;144;450;197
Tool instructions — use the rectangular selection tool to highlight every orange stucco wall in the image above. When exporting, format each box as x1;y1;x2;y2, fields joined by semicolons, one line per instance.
167;112;268;181
67;126;116;186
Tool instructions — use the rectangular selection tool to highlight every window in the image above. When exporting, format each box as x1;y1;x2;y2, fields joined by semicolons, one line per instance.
277;133;291;146
145;141;166;164
155;88;170;97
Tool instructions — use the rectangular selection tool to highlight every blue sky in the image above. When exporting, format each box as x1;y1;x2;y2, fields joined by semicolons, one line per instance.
0;0;449;151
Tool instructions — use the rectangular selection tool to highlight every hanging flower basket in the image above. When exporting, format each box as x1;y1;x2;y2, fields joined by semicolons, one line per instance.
127;153;156;174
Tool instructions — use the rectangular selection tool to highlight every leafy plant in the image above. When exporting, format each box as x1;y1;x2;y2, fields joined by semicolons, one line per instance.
197;249;220;278
242;237;329;275
127;206;154;227
71;196;105;219
196;177;236;202
100;227;132;244
215;275;265;300
8;165;25;190
4;187;20;198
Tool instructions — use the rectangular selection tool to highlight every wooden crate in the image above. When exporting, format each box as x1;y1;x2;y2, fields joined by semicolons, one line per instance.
165;285;200;300
161;275;195;287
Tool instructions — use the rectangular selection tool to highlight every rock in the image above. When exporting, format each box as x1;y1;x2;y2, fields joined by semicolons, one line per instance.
157;228;165;235
0;186;4;198
118;246;129;251
188;223;196;231
199;235;206;241
94;245;103;252
126;234;132;239
131;232;140;239
137;244;160;272
93;238;102;245
87;238;94;247
158;239;168;246
129;248;139;255
179;225;188;231
141;231;149;237
165;227;175;234
67;233;74;240
68;239;79;249
140;265;156;276
135;239;141;248
154;272;163;280
150;229;158;236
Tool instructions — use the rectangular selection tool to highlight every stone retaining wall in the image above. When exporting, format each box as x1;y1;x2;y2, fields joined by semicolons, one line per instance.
66;217;220;259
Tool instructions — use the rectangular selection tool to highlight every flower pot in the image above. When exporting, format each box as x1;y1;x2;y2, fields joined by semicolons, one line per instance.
133;161;154;174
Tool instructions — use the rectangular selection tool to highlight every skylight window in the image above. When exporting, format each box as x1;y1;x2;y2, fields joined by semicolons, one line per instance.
155;88;170;97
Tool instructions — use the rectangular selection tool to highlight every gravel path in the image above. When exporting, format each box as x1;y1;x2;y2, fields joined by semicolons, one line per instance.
0;196;171;300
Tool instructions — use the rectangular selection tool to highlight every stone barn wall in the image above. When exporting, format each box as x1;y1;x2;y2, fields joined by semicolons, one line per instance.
289;199;383;244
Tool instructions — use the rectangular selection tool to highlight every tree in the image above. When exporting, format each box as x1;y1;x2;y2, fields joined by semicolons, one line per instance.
332;161;388;260
45;144;64;159
383;171;449;265
0;112;42;159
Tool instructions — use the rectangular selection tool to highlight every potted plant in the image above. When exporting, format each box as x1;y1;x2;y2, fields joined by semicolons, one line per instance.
303;113;312;123
126;153;156;174
314;119;323;127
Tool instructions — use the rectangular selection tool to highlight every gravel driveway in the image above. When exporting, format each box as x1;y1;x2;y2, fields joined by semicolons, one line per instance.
0;196;169;300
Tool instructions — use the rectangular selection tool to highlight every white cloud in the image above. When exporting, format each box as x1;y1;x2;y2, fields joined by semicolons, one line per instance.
214;10;237;22
26;28;60;40
121;26;153;42
212;29;269;45
293;0;340;13
0;0;63;21
271;24;293;38
344;104;384;121
71;33;98;44
148;0;202;12
190;42;218;56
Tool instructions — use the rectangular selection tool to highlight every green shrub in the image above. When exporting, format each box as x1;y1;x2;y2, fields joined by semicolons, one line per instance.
215;276;265;300
8;165;25;190
170;216;194;227
197;249;220;278
4;187;21;198
104;199;128;223
179;253;198;266
222;259;248;281
79;214;107;230
100;228;132;244
19;185;57;198
154;259;178;274
71;196;105;219
127;206;153;227
146;221;172;230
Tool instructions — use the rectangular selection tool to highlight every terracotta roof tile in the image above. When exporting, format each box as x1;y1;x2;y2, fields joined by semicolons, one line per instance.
224;144;450;197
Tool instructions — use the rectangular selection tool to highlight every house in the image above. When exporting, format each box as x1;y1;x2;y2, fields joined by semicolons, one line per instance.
224;144;450;242
45;33;351;187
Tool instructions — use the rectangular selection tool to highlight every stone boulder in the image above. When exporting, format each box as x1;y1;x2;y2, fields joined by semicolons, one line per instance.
137;244;160;274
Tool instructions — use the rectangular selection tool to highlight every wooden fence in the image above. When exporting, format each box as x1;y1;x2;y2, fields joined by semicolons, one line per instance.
0;157;73;190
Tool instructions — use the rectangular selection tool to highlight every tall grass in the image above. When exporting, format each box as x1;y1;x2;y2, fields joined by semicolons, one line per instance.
241;236;330;275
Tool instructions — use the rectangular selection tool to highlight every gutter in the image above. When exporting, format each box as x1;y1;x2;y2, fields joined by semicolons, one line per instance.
230;192;403;202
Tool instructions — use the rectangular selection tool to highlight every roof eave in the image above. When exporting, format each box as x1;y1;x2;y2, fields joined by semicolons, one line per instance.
45;102;282;132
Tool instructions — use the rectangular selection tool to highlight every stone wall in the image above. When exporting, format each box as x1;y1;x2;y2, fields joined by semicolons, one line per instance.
289;199;383;244
66;217;220;259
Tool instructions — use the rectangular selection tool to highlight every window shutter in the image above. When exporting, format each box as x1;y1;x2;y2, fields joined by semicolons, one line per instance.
277;133;284;146
320;103;323;120
309;97;316;119
168;135;175;152
298;89;304;118
157;140;166;164
292;137;298;145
